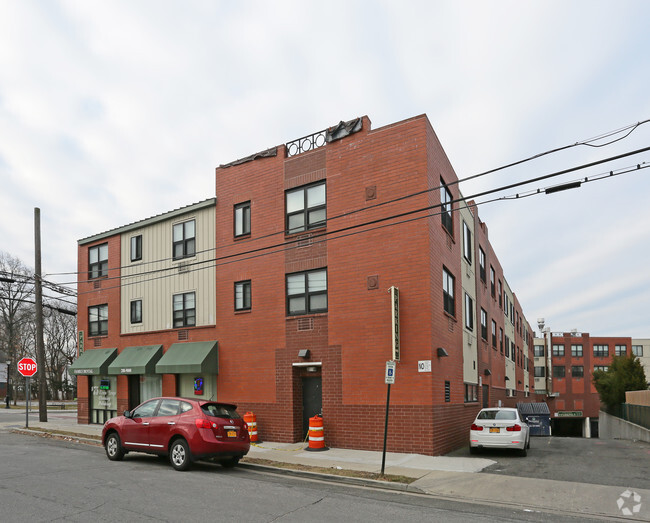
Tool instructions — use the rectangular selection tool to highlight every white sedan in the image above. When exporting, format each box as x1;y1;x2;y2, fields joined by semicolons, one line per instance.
469;407;530;456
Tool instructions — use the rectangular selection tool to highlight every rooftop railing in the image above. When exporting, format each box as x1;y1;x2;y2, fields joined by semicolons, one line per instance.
285;128;328;157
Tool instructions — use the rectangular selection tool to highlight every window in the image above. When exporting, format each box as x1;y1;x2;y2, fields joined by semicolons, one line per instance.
234;202;251;237
480;309;487;340
490;266;495;298
498;280;502;308
89;243;108;279
511;341;516;362
464;383;478;403
552;344;565;357
505;335;510;357
552;366;566;378
173;220;196;260
440;179;453;235
89;304;108;336
571;366;584;378
235;280;251;311
615;345;627;357
464;293;474;330
491;320;497;348
130;235;142;262
442;268;455;316
534;366;545;378
478;247;486;282
571;344;583;357
534;344;545;357
286;269;327;315
499;328;503;353
173;292;196;328
594;344;609;358
463;221;472;263
632;345;644;357
286;182;326;234
594;365;609;373
130;300;142;324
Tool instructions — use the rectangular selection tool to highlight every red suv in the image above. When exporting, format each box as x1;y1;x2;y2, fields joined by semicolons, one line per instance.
102;397;250;471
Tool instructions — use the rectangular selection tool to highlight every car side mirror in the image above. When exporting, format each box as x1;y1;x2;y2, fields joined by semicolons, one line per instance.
123;410;132;418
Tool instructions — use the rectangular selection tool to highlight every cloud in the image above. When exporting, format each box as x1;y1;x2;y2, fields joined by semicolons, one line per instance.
1;0;650;338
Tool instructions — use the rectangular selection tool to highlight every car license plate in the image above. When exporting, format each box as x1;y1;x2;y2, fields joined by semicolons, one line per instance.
227;430;237;438
489;427;500;433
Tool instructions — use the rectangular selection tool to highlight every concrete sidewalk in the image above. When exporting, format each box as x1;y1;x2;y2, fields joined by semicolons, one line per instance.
3;411;649;521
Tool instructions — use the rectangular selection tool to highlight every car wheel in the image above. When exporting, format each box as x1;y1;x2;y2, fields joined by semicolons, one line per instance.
469;445;478;455
169;439;192;471
105;432;125;461
220;457;240;468
519;445;528;457
526;436;530;449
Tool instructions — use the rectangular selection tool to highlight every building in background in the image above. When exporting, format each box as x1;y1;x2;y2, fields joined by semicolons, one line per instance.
533;330;650;438
71;114;534;455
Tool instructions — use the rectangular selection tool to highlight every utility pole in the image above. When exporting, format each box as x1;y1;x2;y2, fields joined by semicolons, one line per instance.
34;207;47;422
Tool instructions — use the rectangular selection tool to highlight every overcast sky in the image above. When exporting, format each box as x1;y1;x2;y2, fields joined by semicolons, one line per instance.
1;1;649;338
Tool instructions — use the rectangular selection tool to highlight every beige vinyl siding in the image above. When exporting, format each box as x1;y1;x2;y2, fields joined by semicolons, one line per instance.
460;203;478;386
120;206;216;334
503;280;516;387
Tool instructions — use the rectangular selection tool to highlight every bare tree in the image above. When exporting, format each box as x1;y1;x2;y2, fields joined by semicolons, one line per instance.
0;252;36;403
43;306;77;400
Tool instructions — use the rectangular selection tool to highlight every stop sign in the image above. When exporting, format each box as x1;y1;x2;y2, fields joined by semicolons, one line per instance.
17;357;37;377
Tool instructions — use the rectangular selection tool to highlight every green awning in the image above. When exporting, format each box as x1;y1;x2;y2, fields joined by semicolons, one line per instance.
107;345;163;375
69;348;117;375
155;341;218;375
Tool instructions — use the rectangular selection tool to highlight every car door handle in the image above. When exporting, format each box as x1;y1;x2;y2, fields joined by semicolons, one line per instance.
167;422;176;425
142;422;149;426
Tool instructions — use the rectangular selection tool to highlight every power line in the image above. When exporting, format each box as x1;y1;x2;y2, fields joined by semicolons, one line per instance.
44;118;650;280
6;297;77;316
66;143;650;290
72;158;649;296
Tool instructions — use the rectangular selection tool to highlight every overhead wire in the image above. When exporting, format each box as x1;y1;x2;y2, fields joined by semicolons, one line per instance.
44;118;650;281
72;157;649;296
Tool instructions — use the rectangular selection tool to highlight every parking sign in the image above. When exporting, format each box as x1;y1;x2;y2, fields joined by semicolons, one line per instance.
385;361;396;384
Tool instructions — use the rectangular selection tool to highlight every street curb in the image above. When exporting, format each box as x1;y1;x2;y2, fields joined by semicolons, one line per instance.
10;427;424;493
12;427;102;446
238;462;426;494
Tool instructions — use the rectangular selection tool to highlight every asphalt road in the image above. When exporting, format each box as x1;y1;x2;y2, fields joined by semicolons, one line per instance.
0;432;606;523
449;435;650;490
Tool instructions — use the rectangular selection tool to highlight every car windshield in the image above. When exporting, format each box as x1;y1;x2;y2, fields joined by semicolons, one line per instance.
202;403;240;419
477;410;516;421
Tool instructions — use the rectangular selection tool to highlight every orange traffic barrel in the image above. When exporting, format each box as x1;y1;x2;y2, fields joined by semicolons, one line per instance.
306;414;328;451
244;411;259;442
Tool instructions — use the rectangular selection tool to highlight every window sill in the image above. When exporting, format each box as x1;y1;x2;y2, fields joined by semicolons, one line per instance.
443;311;457;322
234;309;252;315
173;255;196;263
284;226;327;240
286;312;328;320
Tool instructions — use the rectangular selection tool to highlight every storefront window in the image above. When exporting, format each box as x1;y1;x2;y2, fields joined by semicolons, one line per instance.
91;376;117;423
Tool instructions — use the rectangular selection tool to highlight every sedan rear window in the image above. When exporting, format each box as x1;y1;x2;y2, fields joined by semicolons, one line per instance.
477;410;516;420
202;403;241;419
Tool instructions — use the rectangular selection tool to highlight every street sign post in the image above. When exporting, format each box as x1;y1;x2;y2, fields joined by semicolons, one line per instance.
381;360;397;475
17;357;37;428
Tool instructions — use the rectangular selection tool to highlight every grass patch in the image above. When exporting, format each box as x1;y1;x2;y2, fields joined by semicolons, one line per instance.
241;457;415;484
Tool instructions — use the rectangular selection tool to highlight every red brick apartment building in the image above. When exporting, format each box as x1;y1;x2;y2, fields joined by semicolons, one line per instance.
533;332;649;437
71;114;534;455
